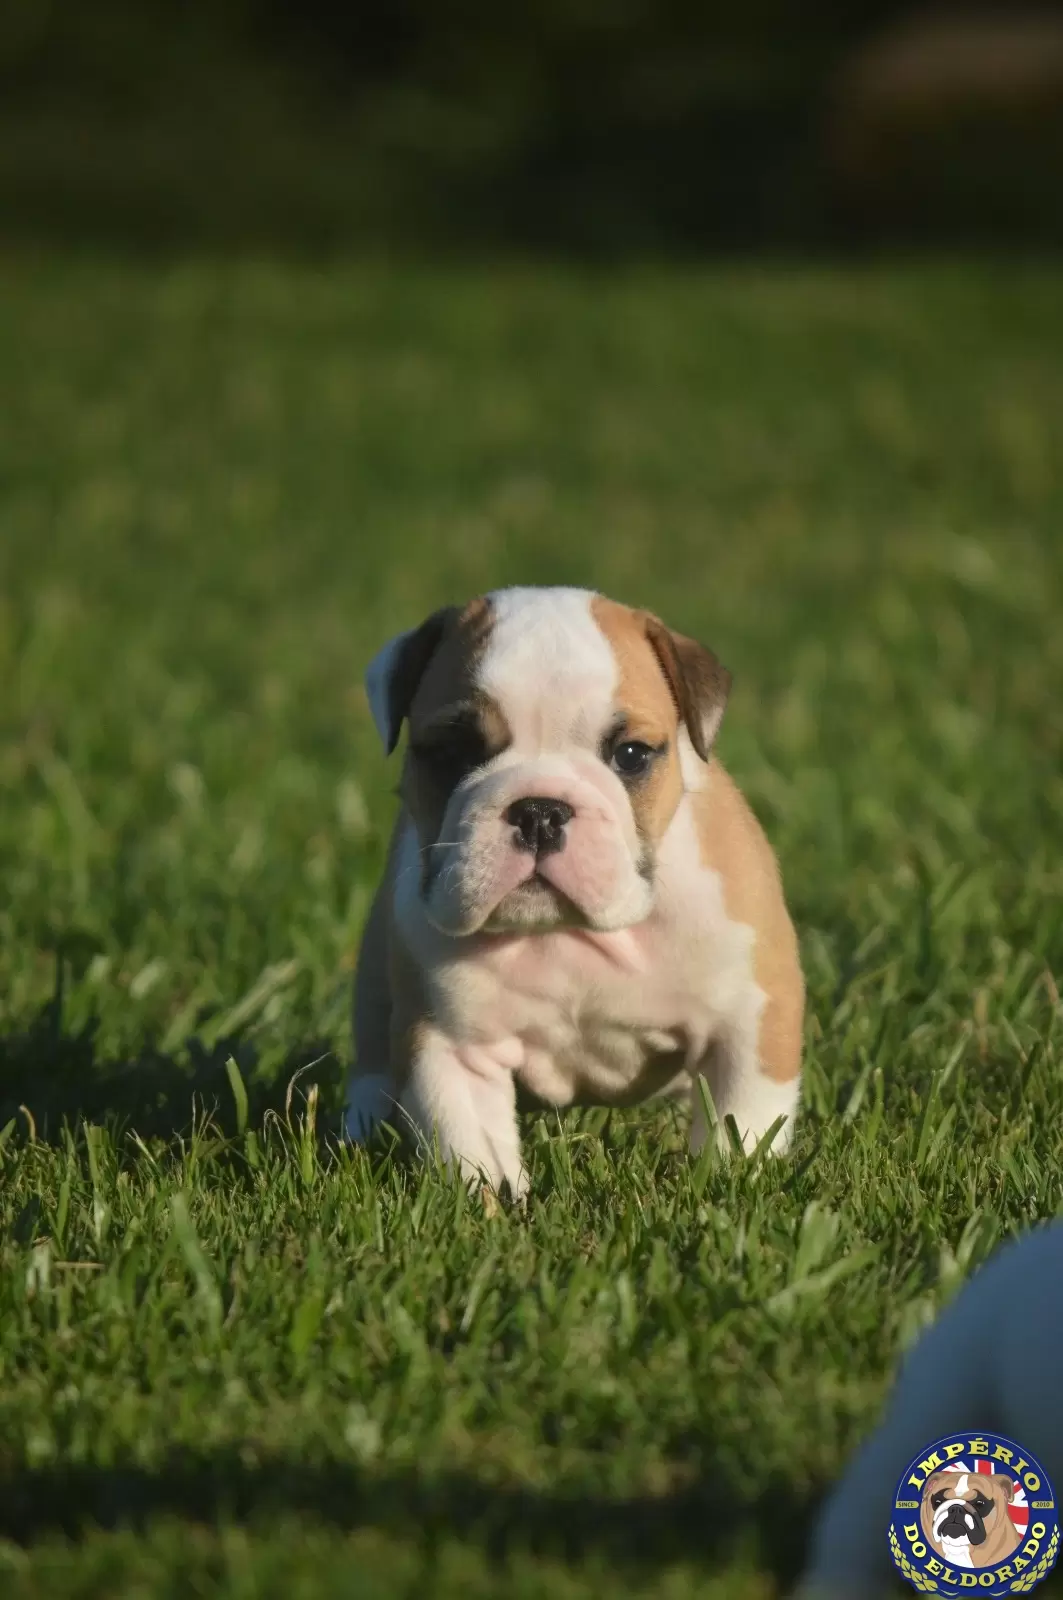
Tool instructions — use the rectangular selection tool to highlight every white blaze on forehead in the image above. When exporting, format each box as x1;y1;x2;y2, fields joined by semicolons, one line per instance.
953;1475;969;1497
480;587;619;747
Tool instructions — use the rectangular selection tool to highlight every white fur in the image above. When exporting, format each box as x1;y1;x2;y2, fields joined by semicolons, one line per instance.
677;725;709;792
352;791;794;1179
657;798;798;1156
796;1222;1063;1599
419;748;653;936
400;1026;528;1197
691;1040;799;1157
346;586;796;1188
417;588;651;937
480;586;619;747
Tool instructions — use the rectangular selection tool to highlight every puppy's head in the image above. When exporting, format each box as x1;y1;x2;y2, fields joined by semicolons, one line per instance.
920;1471;1016;1554
366;587;730;936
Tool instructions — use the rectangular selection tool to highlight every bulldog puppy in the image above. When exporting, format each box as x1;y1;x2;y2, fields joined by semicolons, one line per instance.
344;586;803;1195
796;1222;1063;1598
920;1469;1020;1569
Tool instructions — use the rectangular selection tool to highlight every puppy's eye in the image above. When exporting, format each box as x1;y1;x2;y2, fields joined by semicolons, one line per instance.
931;1491;946;1509
973;1493;993;1514
611;740;655;779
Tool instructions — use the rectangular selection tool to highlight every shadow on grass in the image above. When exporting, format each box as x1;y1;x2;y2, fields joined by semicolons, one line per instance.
0;1454;820;1586
0;987;343;1145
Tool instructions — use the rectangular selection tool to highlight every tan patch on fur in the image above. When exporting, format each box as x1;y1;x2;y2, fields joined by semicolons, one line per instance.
643;615;731;762
692;766;804;1085
590;596;684;843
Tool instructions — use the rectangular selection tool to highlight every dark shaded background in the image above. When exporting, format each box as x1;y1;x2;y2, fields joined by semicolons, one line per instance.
3;0;1063;255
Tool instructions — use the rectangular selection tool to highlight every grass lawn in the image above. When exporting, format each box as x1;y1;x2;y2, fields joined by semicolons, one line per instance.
1;257;1062;1598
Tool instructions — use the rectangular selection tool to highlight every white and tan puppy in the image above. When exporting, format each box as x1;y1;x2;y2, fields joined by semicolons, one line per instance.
344;586;803;1195
919;1467;1022;1569
797;1222;1063;1598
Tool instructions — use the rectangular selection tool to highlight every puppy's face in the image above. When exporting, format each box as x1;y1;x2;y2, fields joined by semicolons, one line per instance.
920;1471;1016;1555
365;587;730;937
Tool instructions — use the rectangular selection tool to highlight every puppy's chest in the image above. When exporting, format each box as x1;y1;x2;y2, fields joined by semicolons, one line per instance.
434;914;751;1105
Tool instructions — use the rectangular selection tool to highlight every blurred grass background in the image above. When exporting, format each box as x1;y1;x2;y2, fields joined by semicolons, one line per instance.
3;261;1062;1115
3;0;1063;253
3;3;1063;1595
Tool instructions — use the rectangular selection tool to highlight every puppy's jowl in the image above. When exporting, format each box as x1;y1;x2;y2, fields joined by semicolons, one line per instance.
345;587;804;1195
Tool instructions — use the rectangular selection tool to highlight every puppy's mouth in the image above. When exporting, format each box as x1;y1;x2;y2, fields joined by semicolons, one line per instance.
479;873;587;934
934;1504;987;1546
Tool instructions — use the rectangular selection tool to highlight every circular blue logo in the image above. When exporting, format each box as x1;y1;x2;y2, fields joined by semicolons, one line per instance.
889;1432;1058;1595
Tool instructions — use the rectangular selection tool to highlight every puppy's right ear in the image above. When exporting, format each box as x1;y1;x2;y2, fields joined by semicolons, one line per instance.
365;607;456;755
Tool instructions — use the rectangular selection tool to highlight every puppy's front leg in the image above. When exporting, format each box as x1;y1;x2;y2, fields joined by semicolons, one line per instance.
400;1026;528;1199
690;1029;800;1157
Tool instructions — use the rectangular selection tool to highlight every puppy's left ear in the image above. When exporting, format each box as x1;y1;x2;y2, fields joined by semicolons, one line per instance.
365;607;457;755
644;615;732;762
991;1476;1016;1503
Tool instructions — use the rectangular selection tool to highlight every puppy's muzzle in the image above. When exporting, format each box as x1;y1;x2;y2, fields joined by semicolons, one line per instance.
935;1502;987;1545
506;797;574;858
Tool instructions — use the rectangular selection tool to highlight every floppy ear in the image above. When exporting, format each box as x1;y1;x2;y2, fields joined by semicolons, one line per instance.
365;607;457;755
991;1475;1016;1503
643;614;732;762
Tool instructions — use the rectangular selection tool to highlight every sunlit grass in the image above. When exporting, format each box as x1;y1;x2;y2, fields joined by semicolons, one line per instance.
1;258;1062;1597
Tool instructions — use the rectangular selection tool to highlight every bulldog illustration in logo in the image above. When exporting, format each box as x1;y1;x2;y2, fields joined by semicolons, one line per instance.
920;1463;1026;1569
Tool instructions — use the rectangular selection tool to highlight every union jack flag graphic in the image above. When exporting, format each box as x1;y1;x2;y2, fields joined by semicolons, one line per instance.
943;1457;1030;1535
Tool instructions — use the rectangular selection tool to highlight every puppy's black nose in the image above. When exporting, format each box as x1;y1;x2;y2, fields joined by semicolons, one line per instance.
507;797;574;856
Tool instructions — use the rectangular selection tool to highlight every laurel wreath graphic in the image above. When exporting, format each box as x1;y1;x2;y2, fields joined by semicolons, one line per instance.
1010;1525;1059;1593
890;1522;1059;1596
889;1526;939;1591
